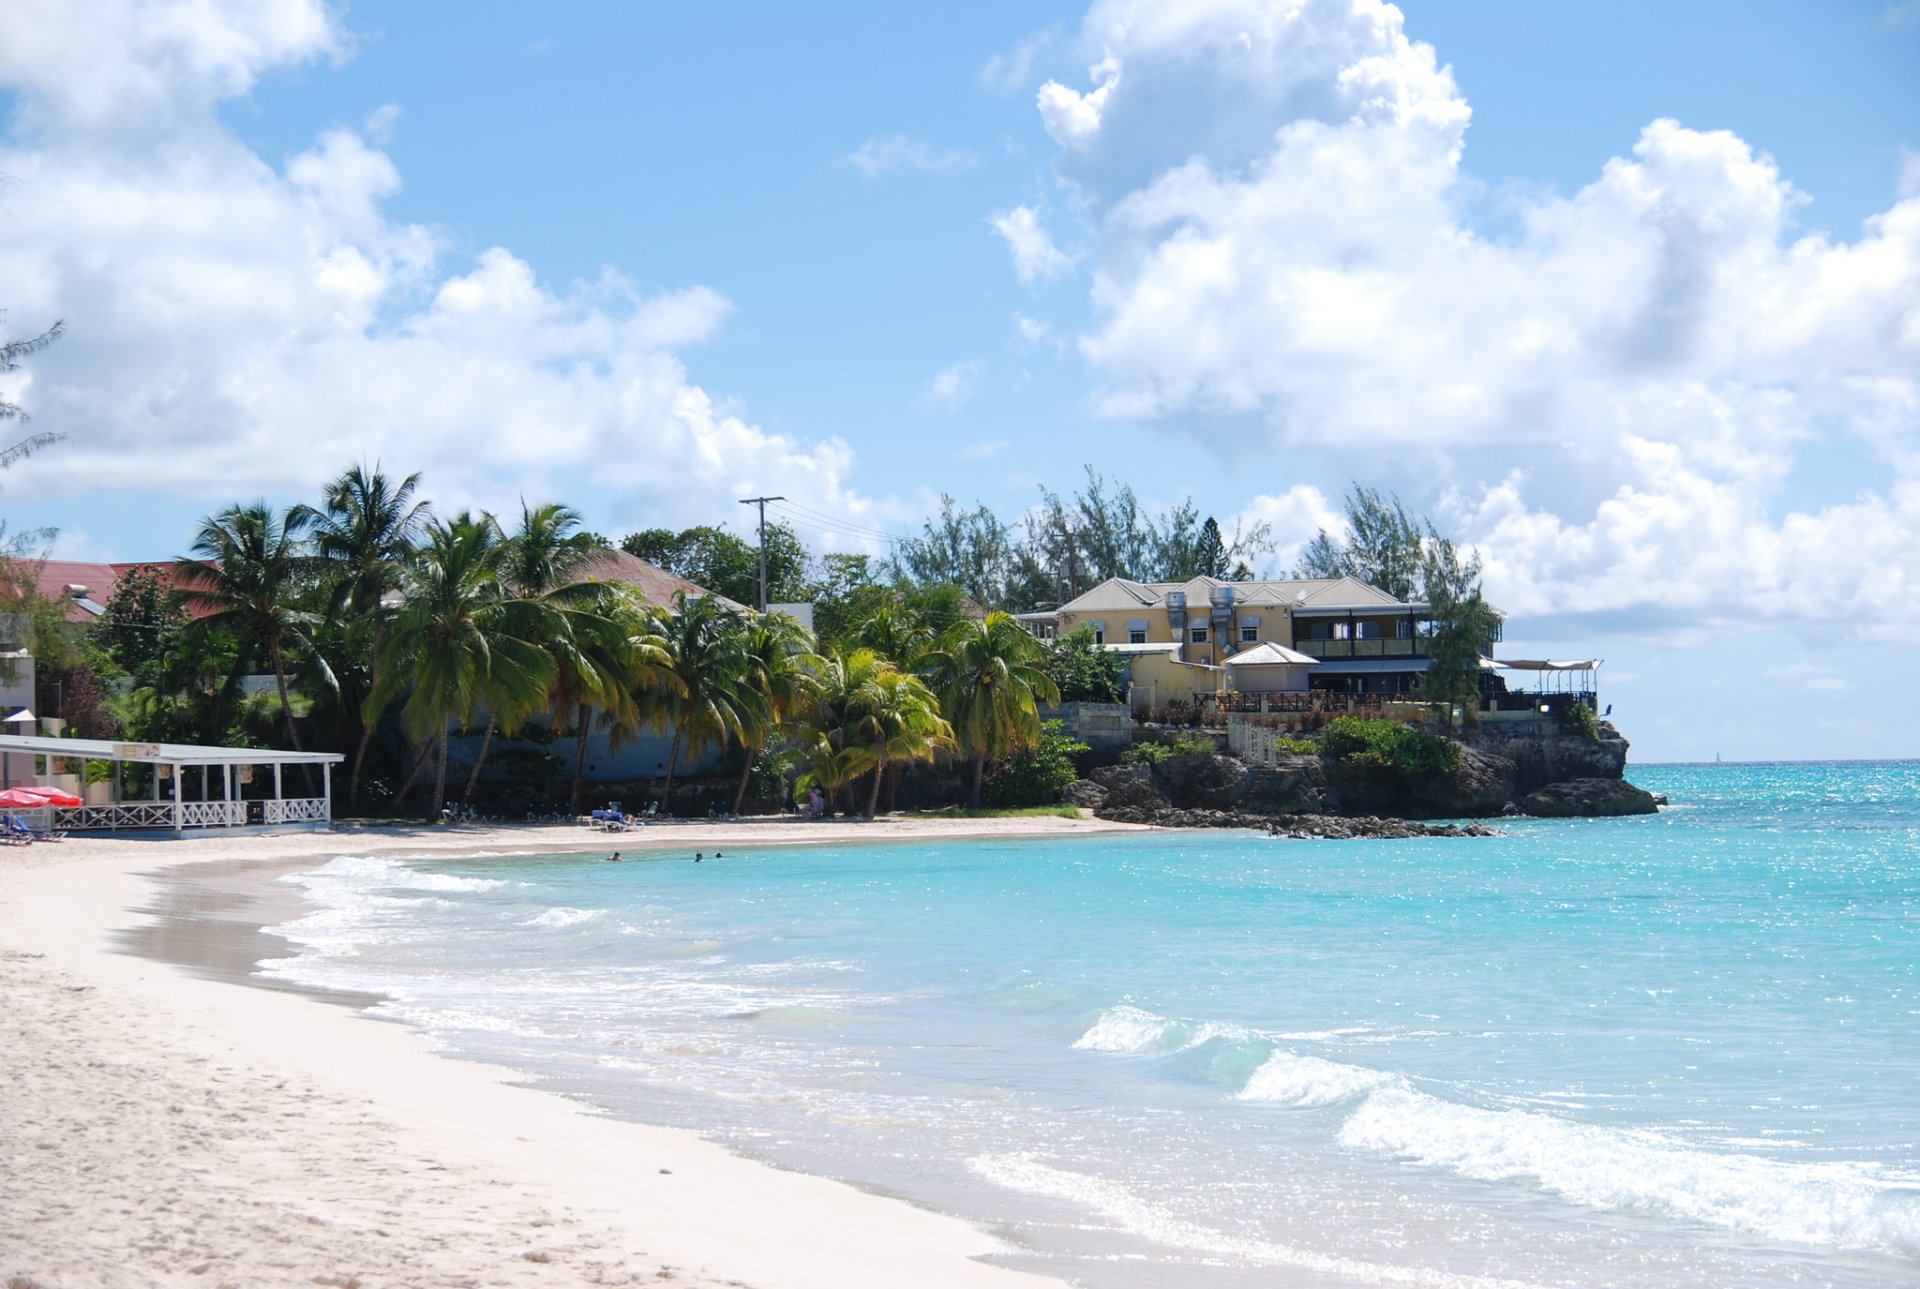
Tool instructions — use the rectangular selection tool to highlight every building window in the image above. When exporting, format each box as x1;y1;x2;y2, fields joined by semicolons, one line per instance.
1129;629;1147;644
1092;629;1104;645
1239;623;1258;642
1190;625;1209;643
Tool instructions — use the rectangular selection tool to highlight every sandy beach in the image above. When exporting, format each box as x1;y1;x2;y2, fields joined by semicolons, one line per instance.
0;815;1147;1289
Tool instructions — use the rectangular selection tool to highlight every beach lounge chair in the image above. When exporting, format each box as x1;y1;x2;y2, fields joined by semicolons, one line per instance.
5;815;64;843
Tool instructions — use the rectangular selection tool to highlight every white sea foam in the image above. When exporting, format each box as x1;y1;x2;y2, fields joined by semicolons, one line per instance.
280;854;506;895
1072;1004;1245;1054
1235;1050;1395;1107
969;1153;1548;1289
523;906;604;928
1339;1085;1920;1256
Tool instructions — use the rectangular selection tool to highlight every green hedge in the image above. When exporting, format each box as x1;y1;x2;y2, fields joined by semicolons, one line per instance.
1320;716;1460;777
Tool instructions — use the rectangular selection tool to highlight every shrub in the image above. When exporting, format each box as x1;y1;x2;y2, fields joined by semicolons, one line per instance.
985;720;1090;807
1557;701;1601;742
1046;627;1128;704
1320;716;1459;777
1121;732;1218;766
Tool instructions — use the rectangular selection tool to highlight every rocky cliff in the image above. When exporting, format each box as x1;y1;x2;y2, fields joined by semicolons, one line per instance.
1077;724;1657;823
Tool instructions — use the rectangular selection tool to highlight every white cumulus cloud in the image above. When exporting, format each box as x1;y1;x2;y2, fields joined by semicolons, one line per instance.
0;0;871;537
1029;0;1920;634
991;206;1076;284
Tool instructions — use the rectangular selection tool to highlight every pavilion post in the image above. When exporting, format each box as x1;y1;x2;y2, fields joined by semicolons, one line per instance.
322;762;333;826
170;764;182;838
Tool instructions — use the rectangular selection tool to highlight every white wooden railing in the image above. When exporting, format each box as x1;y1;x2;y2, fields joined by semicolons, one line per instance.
54;802;176;830
264;797;329;824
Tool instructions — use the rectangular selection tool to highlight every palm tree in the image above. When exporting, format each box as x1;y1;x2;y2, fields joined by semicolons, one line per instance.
369;513;558;813
851;601;934;672
845;656;949;819
299;465;430;810
648;591;748;816
176;502;321;753
791;730;873;818
728;612;823;814
925;611;1060;807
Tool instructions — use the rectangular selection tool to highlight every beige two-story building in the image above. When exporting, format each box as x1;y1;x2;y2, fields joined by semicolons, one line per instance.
1032;574;1457;701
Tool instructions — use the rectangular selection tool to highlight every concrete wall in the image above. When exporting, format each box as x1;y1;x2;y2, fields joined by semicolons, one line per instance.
1041;702;1132;752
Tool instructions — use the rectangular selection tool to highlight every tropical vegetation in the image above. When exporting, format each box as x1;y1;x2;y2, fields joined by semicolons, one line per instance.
0;451;1502;818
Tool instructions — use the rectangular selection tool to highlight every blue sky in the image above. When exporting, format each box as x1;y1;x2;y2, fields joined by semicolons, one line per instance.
0;0;1916;762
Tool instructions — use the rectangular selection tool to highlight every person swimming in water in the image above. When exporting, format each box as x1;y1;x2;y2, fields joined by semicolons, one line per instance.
694;852;703;862
607;852;621;861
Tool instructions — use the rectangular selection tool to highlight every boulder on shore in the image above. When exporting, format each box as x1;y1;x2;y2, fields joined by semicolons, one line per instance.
1062;779;1108;809
1087;763;1172;811
1517;777;1659;818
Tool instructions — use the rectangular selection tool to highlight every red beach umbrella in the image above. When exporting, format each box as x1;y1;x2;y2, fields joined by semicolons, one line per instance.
0;788;59;808
9;785;81;807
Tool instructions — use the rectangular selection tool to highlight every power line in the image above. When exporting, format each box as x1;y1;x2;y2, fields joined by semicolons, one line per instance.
766;499;910;546
767;498;904;542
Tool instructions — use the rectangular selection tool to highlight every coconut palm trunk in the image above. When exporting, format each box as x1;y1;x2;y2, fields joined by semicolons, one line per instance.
569;702;592;814
462;716;497;806
732;746;756;816
970;754;986;808
864;761;885;820
389;738;432;812
348;636;386;812
660;729;683;816
431;714;451;815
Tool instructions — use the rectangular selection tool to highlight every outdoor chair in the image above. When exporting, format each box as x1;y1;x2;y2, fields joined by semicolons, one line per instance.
5;815;63;842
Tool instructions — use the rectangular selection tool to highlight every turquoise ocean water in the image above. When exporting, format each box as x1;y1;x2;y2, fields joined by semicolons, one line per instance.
262;761;1919;1288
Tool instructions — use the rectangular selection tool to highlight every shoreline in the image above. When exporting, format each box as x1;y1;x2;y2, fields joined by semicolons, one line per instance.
0;816;1146;1289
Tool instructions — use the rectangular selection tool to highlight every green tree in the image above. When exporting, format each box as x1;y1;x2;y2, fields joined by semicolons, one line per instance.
370;514;559;812
925;610;1061;807
95;565;189;686
850;601;934;672
985;719;1088;807
648;591;749;815
889;496;1035;610
1046;627;1127;704
1293;485;1428;600
621;522;807;604
177;502;323;754
300;465;430;811
1295;484;1504;722
846;654;950;819
728;611;823;814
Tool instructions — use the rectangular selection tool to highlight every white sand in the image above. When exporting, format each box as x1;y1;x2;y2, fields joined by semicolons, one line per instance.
0;815;1148;1289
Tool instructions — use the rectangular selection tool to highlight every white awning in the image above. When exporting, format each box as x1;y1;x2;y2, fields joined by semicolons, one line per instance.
0;734;342;766
1497;659;1601;671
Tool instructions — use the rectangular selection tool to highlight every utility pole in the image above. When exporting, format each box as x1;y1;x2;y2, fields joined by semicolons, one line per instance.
738;495;785;611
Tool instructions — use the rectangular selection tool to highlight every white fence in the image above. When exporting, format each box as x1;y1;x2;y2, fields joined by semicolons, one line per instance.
264;797;329;824
1228;717;1310;768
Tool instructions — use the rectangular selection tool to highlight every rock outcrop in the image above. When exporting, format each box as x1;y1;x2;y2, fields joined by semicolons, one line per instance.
1095;804;1503;838
1516;777;1659;817
1086;763;1172;811
1087;723;1659;834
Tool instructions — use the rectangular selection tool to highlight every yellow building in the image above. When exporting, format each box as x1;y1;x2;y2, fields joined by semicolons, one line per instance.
1038;574;1441;696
